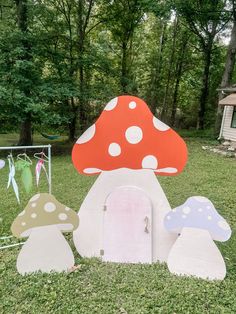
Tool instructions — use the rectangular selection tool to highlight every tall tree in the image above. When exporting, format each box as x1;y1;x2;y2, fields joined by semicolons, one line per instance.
16;0;33;145
0;0;44;144
102;0;145;94
176;0;229;129
160;14;179;120
76;0;96;133
34;0;97;140
170;30;189;126
147;19;168;114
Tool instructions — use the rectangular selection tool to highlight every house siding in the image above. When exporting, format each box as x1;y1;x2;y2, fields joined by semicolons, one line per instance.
222;106;236;142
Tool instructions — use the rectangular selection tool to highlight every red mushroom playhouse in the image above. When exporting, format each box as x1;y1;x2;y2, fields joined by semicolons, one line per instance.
72;95;187;264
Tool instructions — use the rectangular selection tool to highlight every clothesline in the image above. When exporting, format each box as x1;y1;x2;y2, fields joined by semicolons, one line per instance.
0;144;52;249
0;145;52;194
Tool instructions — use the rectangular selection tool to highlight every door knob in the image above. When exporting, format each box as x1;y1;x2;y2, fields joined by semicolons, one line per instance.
144;216;149;233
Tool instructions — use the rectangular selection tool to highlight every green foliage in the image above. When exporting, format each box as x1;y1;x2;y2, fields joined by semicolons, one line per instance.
0;30;41;120
0;0;235;136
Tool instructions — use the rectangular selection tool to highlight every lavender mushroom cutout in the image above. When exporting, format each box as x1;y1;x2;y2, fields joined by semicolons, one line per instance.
164;196;231;280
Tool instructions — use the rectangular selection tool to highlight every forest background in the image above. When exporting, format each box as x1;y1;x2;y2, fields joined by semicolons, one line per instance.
1;0;236;145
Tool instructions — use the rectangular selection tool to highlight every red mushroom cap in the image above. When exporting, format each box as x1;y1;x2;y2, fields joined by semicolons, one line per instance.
72;96;188;176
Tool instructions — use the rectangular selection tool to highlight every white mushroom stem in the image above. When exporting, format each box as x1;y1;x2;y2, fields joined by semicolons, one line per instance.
17;225;74;274
167;227;226;280
73;168;177;263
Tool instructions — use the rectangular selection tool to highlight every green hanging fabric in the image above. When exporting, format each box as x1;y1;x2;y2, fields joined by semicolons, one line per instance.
15;160;33;194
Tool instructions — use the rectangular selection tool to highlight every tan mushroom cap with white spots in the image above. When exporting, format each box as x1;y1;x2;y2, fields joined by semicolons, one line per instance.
11;193;79;238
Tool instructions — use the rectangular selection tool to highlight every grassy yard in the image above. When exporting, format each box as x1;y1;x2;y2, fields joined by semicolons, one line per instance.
0;135;236;313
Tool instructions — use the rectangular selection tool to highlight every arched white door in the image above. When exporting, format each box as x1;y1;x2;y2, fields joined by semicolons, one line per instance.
102;186;152;264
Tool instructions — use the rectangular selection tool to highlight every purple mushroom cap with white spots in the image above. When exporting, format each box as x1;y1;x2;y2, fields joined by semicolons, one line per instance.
164;196;231;242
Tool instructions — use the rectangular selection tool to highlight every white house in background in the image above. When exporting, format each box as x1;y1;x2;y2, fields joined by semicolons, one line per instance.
219;92;236;143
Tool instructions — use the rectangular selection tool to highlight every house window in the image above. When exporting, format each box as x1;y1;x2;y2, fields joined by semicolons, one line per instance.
231;107;236;128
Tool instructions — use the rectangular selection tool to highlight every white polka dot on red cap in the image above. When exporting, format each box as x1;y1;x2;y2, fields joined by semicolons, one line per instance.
108;143;121;157
129;101;136;109
142;155;158;169
76;124;96;144
155;167;178;174
104;97;118;111
83;168;102;174
153;117;170;131
125;126;143;144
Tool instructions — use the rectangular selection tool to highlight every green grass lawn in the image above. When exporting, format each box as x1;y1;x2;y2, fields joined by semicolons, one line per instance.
0;135;236;313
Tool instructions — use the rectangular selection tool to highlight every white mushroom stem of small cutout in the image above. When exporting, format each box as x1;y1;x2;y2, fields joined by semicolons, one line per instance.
167;227;227;280
11;193;79;274
164;196;232;280
16;225;75;274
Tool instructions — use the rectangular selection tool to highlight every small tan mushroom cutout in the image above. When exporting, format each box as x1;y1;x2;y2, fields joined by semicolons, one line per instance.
11;193;79;275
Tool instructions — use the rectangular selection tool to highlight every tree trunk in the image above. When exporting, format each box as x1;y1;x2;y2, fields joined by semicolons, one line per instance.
198;47;211;130
18;114;33;146
121;41;129;93
77;0;86;133
215;20;236;137
161;16;178;121
149;22;166;114
170;33;188;126
66;3;78;141
16;0;33;145
68;115;77;142
77;0;95;133
68;98;79;142
16;0;27;31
